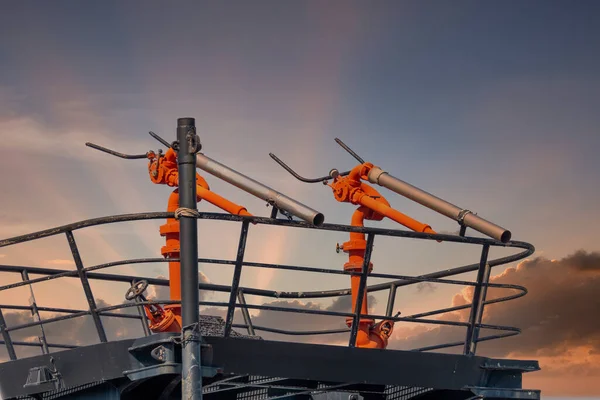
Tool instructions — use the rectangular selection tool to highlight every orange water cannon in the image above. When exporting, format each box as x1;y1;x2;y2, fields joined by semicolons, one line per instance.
86;131;327;334
270;148;434;348
86;134;254;333
270;138;511;349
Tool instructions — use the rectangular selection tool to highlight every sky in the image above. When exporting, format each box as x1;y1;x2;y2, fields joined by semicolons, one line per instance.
0;0;599;397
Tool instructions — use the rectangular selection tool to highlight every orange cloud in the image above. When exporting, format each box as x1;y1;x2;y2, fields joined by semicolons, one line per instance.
388;250;600;396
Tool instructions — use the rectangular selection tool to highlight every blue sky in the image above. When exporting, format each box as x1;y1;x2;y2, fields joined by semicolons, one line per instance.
1;1;599;396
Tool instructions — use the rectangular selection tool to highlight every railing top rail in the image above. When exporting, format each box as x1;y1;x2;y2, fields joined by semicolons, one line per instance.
0;212;533;250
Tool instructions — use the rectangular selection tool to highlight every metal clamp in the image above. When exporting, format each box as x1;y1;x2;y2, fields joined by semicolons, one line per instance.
186;129;202;154
457;209;473;226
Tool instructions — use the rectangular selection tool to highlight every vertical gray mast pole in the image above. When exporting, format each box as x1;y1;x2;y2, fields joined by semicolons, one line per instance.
177;117;202;399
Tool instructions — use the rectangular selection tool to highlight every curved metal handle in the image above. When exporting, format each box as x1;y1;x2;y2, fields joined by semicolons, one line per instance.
269;153;351;183
86;142;150;159
269;138;364;183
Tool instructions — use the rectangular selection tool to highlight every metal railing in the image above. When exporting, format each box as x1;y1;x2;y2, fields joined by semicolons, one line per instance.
0;212;533;361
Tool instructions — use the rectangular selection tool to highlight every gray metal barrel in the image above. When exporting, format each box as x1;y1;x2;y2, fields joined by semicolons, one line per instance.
368;167;511;243
196;153;325;226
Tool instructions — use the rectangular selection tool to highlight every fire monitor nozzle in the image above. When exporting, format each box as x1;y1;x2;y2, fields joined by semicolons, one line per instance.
196;153;325;226
368;167;511;243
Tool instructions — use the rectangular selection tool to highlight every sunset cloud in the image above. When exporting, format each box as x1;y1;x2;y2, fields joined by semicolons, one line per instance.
388;250;600;396
0;297;144;361
2;251;599;396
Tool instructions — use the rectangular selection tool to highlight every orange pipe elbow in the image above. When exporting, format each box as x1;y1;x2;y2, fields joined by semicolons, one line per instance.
145;307;182;333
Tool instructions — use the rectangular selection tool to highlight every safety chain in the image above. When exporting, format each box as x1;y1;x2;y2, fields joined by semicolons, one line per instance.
171;322;202;348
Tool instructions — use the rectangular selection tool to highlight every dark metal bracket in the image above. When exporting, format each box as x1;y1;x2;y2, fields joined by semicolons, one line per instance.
123;333;222;382
23;356;64;392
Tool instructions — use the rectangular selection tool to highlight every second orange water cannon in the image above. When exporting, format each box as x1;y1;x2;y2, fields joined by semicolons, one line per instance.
270;138;512;349
327;162;436;348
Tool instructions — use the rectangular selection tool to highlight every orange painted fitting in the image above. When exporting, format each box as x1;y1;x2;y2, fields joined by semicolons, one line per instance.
347;162;374;183
357;319;395;348
355;327;388;349
148;148;179;186
144;305;182;333
341;240;367;253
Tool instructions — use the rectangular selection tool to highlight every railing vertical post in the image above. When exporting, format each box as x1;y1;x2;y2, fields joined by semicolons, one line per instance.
66;230;107;343
236;290;255;336
224;220;250;337
21;270;49;354
385;283;397;317
0;307;17;360
348;233;375;347
177;117;203;400
470;261;492;355
269;205;279;219
463;244;490;355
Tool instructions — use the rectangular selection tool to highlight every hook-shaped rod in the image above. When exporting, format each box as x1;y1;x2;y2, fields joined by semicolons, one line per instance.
85;142;149;159
269;153;351;183
334;138;365;164
149;131;172;149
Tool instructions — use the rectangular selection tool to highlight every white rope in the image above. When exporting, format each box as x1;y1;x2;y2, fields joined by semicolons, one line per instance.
174;207;200;219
